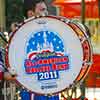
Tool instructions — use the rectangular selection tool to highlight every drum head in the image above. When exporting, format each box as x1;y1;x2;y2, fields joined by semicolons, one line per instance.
6;16;92;95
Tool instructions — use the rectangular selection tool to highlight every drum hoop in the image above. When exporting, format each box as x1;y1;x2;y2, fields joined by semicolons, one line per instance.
67;22;92;82
5;15;92;95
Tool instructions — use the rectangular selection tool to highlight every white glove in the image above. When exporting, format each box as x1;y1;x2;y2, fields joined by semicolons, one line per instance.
8;68;17;76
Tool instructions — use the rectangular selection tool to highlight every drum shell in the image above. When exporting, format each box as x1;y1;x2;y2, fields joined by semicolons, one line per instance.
5;16;92;95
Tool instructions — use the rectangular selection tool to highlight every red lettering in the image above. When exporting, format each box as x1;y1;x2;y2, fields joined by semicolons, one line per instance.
52;64;57;70
43;59;48;64
63;57;69;62
58;64;69;70
46;66;50;71
26;68;38;73
25;56;69;73
32;68;38;73
38;59;42;64
26;69;30;73
51;58;55;63
38;66;50;72
25;61;32;67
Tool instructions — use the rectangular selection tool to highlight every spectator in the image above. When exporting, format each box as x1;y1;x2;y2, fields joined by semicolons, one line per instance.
0;47;16;100
0;29;16;100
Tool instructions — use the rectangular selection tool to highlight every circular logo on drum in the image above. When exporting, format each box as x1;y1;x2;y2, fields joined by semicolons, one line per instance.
24;30;70;89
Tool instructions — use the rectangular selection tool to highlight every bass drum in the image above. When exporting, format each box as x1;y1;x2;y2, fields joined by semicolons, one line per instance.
5;16;92;95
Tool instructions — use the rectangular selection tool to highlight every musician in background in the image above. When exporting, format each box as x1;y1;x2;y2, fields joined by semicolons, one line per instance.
0;27;16;100
0;47;16;100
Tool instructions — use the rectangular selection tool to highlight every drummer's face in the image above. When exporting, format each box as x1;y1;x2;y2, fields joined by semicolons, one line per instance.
35;2;48;16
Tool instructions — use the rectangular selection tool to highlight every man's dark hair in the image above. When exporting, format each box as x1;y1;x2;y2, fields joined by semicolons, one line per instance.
24;0;47;17
32;0;47;12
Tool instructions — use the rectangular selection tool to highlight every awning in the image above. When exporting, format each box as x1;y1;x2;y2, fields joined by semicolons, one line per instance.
85;54;100;87
53;0;99;18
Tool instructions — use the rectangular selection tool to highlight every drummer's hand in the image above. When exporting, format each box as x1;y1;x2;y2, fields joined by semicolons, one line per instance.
8;68;17;76
4;72;16;81
4;68;17;81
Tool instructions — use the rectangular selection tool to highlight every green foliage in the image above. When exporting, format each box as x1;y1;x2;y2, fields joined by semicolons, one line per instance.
6;0;24;31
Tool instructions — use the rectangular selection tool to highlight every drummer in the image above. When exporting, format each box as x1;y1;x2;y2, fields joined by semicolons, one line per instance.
19;0;59;100
24;0;48;18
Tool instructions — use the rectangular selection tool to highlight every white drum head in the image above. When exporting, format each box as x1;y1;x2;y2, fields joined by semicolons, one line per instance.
6;16;92;94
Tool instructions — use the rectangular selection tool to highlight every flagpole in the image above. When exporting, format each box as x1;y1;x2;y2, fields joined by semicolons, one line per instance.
81;0;85;25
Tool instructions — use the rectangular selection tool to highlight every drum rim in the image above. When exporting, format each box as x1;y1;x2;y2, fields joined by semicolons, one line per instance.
5;15;92;95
